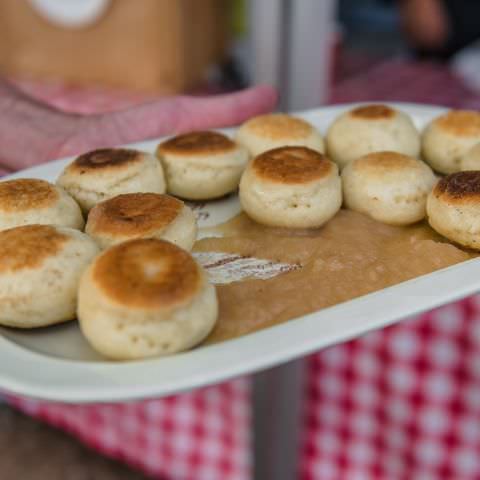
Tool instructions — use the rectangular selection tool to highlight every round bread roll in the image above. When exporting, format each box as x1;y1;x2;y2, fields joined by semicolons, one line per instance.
57;148;166;213
460;142;480;171
0;178;84;231
236;113;324;157
427;171;480;249
239;146;342;228
78;238;218;360
326;104;420;169
422;110;480;174
342;151;436;226
0;224;99;328
86;193;197;250
156;131;248;200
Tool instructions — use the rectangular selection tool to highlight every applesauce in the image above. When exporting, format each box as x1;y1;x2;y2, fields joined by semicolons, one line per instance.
194;210;473;343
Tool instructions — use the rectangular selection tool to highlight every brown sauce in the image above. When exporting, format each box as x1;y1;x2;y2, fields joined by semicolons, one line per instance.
194;210;473;344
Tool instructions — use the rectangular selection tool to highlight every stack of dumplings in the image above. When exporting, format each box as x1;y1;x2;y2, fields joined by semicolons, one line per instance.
2;103;480;361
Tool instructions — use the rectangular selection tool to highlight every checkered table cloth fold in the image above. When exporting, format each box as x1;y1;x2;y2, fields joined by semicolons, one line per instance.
8;58;480;480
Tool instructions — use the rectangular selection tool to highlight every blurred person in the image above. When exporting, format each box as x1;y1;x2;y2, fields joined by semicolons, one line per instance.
398;0;480;59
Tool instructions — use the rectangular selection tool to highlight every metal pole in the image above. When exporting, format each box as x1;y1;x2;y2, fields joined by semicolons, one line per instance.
246;0;289;110
286;0;337;109
253;359;306;480
247;1;337;478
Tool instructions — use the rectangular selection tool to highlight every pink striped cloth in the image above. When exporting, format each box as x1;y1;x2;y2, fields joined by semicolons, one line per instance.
8;58;480;479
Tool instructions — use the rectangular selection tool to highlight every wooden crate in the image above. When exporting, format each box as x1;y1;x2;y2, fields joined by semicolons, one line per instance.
0;0;230;92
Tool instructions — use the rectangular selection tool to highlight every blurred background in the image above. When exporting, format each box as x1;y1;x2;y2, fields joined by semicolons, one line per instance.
3;0;480;478
2;0;480;114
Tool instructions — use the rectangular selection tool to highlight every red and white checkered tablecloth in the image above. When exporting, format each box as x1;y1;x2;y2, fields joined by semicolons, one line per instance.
301;297;480;480
8;58;480;480
10;379;251;480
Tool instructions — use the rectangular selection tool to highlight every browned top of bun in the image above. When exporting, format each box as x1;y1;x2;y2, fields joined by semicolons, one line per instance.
87;193;183;237
157;131;235;156
241;114;313;139
354;151;423;172
350;104;395;120
92;239;201;309
70;149;143;172
0;225;67;272
252;147;333;184
434;110;480;137
433;171;480;203
0;179;58;212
